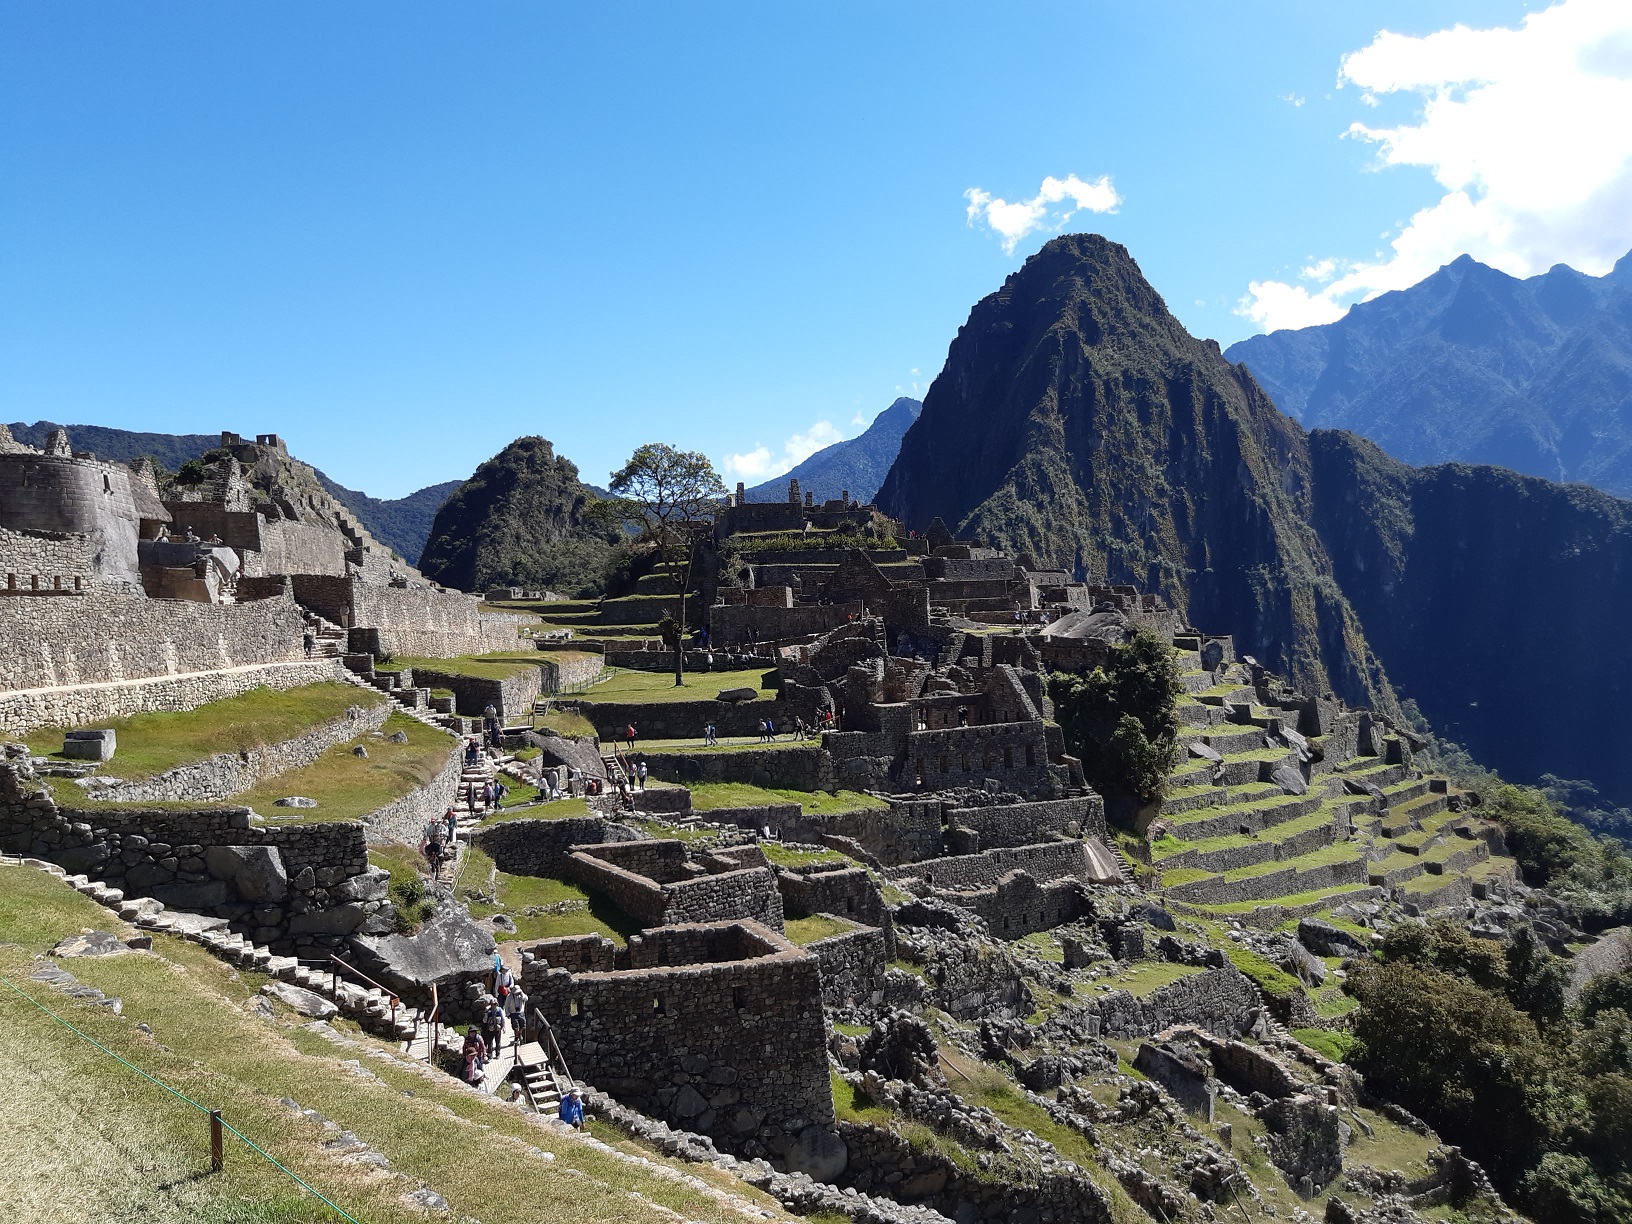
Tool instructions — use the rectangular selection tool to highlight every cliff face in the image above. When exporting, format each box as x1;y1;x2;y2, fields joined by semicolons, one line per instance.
1308;430;1632;805
745;397;921;505
418;436;612;595
1227;250;1632;496
877;234;1391;710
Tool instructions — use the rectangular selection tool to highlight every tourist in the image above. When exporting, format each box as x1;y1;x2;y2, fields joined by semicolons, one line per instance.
704;722;717;747
444;808;457;844
424;830;445;879
636;760;647;791
482;997;505;1055
567;766;580;797
624;723;636;750
559;1088;585;1130
463;1046;483;1086
504;983;528;1043
302;630;314;658
957;705;969;727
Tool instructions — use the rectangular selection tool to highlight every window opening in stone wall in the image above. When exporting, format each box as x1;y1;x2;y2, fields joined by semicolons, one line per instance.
960;750;969;771
103;474;111;492
1004;747;1013;769
569;998;580;1016
732;986;745;1010
1025;745;1035;766
652;994;665;1015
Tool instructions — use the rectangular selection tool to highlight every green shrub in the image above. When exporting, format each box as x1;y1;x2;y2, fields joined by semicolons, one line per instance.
1291;1027;1356;1062
1048;630;1182;803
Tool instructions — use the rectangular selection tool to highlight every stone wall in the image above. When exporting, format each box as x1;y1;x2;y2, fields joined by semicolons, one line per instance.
523;919;833;1157
291;576;530;658
360;733;463;846
0;585;307;698
538;652;605;693
0;757;385;955
944;870;1089;939
76;697;389;803
946;796;1106;849
641;745;836;792
1164;855;1368;906
886;839;1086;890
708;601;865;644
577;699;786;743
568;846;787;932
808;922;887;1008
469;815;638;875
406;665;541;721
0;525;102;592
777;863;889;929
0;658;343;739
0;450;143;586
1093;966;1263;1038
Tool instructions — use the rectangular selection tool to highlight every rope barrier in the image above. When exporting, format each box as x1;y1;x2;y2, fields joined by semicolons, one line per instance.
0;973;362;1223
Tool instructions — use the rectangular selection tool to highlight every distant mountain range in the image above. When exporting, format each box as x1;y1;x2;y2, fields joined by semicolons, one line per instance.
877;233;1632;810
4;420;456;565
744;397;921;504
1226;249;1632;497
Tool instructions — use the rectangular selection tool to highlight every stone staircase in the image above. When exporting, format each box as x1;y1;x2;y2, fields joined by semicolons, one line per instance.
22;859;468;1065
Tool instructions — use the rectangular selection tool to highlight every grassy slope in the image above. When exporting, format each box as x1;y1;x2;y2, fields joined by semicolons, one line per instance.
687;782;888;815
26;683;386;780
236;712;453;824
460;846;641;944
0;865;793;1224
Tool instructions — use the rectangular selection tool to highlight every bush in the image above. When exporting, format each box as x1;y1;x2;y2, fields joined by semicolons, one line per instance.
1047;630;1182;803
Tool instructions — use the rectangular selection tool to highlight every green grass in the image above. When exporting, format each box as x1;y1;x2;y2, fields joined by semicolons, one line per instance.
1159;866;1215;888
1164;803;1337;853
0;865;799;1224
26;682;386;780
687;781;887;816
578;668;775;705
1226;946;1304;999
783;914;858;945
759;842;849;868
1291;1027;1356;1061
479;796;594;824
461;848;642;944
1220;839;1361;882
1180;882;1375;916
235;712;454;824
1097;962;1205;997
1016;931;1064;962
368;841;438;931
829;1070;892;1125
537;709;597;738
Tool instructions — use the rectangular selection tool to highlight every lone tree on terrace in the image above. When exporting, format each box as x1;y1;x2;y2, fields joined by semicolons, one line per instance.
609;443;726;686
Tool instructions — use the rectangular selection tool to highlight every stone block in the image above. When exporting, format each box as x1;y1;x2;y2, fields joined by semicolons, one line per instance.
62;729;116;761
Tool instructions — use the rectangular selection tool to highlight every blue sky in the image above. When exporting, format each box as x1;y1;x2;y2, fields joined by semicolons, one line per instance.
6;1;1625;498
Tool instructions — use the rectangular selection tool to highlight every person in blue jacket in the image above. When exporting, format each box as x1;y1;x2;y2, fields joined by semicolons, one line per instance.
558;1088;585;1129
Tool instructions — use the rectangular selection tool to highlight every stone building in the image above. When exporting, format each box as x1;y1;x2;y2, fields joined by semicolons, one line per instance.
520;920;836;1161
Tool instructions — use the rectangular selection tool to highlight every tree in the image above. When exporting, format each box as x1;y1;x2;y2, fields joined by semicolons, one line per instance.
1047;630;1182;804
608;444;726;686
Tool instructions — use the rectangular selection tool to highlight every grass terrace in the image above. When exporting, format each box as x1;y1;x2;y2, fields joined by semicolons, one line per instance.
577;667;776;704
687;781;888;816
239;712;455;824
25;681;386;779
478;796;594;824
461;847;642;944
0;865;798;1224
783;914;859;945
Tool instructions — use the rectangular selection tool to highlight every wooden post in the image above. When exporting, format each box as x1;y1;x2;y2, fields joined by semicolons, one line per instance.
209;1110;223;1172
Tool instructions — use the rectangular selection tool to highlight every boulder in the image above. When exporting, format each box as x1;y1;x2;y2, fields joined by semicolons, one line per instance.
387;731;409;744
1270;765;1308;796
261;981;338;1019
50;931;140;958
785;1125;848;1182
716;687;758;704
1297;918;1369;960
349;902;495;998
150;881;230;909
204;844;288;903
352;745;369;758
273;796;318;809
1188;742;1223;763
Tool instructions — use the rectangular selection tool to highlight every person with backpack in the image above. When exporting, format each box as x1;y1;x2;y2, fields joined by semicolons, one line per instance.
503;982;528;1044
482;997;506;1056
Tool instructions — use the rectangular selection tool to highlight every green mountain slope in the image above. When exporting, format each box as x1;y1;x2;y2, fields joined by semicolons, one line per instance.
417;435;614;596
876;233;1391;712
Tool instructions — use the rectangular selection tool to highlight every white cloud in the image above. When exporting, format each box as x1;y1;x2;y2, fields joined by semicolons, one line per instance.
722;420;846;484
1281;92;1307;108
1239;0;1632;333
964;173;1122;254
